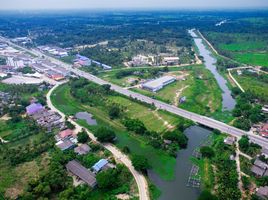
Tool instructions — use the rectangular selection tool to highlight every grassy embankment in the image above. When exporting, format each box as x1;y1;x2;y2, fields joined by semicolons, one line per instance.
51;84;185;180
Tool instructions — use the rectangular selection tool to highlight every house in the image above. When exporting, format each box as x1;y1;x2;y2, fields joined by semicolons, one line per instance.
66;160;97;188
260;123;268;138
26;103;44;115
254;159;268;169
251;159;268;177
74;144;91;155
142;76;176;92
92;159;109;173
256;186;268;199
261;148;268;158
55;129;74;141
56;139;76;151
224;136;236;145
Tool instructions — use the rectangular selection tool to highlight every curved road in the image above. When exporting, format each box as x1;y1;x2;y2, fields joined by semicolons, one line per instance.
46;83;149;200
3;36;268;147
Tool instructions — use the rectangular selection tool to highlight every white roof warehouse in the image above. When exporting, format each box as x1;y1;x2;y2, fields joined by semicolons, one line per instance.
142;75;176;92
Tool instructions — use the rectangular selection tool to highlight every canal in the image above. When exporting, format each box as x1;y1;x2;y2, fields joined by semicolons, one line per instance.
148;126;211;200
189;29;236;111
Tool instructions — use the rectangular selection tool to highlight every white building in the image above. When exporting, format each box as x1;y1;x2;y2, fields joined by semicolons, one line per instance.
162;57;180;65
142;76;176;92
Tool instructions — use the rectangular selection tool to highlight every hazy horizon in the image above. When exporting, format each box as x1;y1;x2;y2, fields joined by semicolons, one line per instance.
0;0;268;10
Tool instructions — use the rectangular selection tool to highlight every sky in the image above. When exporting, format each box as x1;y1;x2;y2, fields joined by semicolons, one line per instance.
0;0;268;10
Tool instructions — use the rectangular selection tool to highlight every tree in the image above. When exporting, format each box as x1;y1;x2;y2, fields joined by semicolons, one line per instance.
77;130;89;143
95;126;116;143
163;131;188;148
200;146;215;158
198;190;217;200
96;168;118;190
108;104;120;119
131;155;150;172
238;136;249;152
122;146;130;154
65;121;75;130
123;118;147;135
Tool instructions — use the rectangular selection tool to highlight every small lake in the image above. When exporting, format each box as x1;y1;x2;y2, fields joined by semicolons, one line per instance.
188;29;236;111
75;112;97;125
148;126;211;200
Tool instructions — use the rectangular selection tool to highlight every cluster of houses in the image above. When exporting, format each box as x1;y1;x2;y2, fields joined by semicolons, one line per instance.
31;60;69;81
37;45;69;58
55;129;78;151
127;54;180;67
0;91;15;116
53;127;114;188
0;42;33;73
74;54;112;70
26;102;64;131
11;37;32;45
0;42;69;82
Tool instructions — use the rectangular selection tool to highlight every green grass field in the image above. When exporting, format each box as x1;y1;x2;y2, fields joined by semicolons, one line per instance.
132;66;222;115
232;72;268;103
205;31;268;67
234;53;268;67
51;84;184;180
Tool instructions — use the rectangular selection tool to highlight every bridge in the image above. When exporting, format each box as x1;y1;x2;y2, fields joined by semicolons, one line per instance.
2;36;268;147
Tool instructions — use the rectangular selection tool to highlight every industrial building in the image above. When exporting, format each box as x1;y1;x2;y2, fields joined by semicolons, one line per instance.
142;76;176;92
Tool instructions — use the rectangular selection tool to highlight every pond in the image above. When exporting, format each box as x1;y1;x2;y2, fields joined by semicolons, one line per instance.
75;112;97;125
148;125;211;200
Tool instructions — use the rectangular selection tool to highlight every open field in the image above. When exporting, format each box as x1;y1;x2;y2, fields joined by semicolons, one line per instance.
232;72;268;103
51;84;186;180
130;65;222;115
205;31;268;67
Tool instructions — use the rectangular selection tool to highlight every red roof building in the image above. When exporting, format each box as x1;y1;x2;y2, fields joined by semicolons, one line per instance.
260;123;268;137
56;129;74;140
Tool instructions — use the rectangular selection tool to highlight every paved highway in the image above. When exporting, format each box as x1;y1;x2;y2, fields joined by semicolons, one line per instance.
2;36;268;147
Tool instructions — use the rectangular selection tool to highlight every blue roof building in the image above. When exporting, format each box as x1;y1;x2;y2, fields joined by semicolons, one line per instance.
76;54;90;61
92;159;108;173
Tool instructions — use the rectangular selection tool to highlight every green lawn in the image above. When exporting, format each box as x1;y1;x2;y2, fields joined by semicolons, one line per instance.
51;84;181;180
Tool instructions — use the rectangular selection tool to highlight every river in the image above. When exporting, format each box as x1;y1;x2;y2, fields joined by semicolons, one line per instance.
188;29;236;111
148;126;211;200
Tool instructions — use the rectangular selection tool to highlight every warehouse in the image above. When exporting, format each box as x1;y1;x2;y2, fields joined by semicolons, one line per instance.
142;76;176;92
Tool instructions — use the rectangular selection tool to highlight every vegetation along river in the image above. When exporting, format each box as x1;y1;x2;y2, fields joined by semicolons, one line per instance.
189;29;236;111
148;126;211;200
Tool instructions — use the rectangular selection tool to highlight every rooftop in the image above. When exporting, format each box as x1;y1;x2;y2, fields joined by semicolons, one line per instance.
74;144;91;155
142;76;175;90
66;160;96;188
58;129;74;139
92;159;108;172
26;103;44;115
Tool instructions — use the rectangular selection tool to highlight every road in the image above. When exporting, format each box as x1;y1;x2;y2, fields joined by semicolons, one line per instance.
3;36;268;148
46;82;149;200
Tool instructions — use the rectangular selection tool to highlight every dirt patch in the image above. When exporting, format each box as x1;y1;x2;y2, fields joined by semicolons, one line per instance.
0;114;11;121
173;85;189;106
4;153;50;199
152;109;175;130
